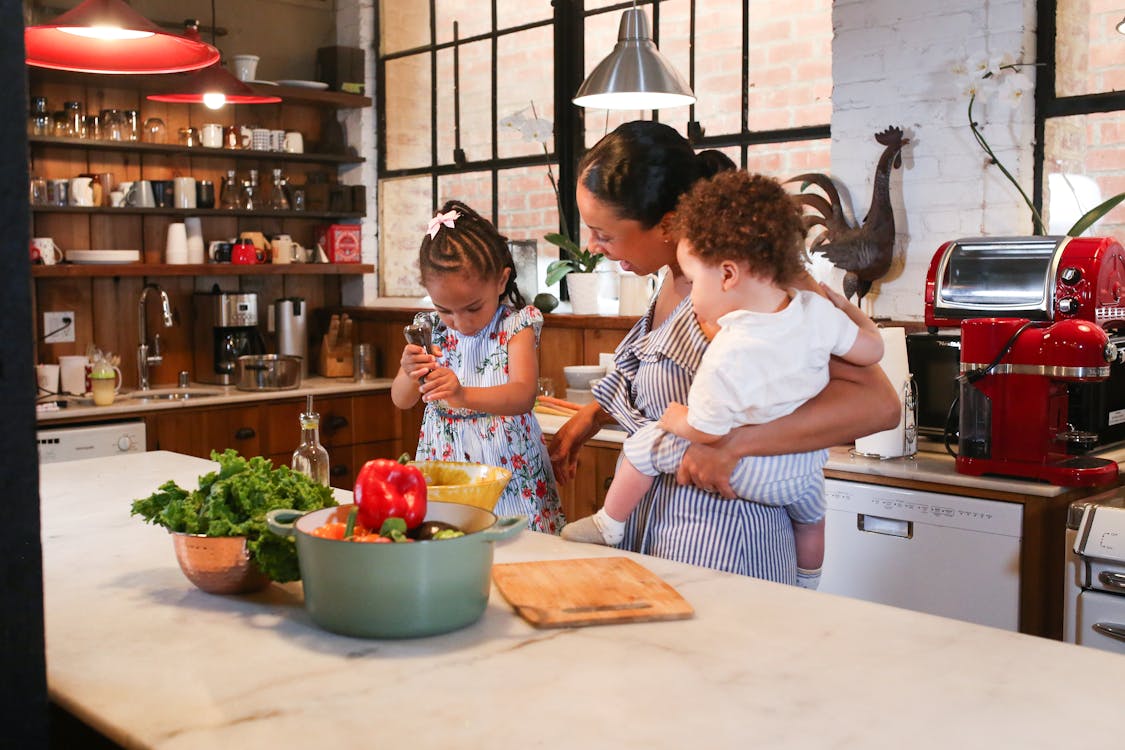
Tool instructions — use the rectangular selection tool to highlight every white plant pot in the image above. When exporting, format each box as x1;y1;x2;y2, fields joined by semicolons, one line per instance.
566;273;601;315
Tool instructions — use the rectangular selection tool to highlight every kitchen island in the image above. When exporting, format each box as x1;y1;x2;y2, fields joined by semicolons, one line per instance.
42;451;1120;748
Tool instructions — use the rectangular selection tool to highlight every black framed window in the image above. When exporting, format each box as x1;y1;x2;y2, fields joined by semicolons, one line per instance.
376;0;833;297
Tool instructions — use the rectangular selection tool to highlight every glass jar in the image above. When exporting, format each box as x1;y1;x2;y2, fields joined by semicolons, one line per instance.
81;114;100;140
142;117;167;144
29;96;50;136
63;101;82;138
123;109;139;141
220;170;241;210
102;109;125;141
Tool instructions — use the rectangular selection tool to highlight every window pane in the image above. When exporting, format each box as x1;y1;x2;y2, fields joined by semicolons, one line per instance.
1043;112;1125;238
583;109;642;149
497;26;556;160
380;0;429;55
746;0;832;130
436;40;492;166
498;0;554;28
379;177;432;297
498;164;562;241
385;54;432;171
436;0;491;45
746;139;831;180
437;171;495;222
687;0;744;136
1055;0;1125;97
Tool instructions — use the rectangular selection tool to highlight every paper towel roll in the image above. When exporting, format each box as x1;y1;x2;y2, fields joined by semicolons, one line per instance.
854;327;912;458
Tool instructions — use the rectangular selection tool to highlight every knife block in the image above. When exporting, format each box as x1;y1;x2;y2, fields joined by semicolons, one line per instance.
317;335;353;378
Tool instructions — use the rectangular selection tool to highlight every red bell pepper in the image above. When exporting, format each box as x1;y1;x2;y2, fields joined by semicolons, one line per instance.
354;456;427;530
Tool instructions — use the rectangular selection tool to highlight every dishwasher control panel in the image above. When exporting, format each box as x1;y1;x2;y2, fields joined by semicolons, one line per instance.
37;421;147;464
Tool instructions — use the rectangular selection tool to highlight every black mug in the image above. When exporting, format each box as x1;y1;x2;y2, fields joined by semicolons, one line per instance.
209;241;232;263
196;180;215;209
152;179;174;208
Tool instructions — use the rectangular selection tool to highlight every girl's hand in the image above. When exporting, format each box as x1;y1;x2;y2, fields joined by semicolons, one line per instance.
548;402;605;484
676;438;740;498
420;367;464;406
401;343;437;382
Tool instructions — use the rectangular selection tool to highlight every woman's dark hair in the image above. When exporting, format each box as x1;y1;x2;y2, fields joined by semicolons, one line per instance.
418;199;525;308
577;121;735;229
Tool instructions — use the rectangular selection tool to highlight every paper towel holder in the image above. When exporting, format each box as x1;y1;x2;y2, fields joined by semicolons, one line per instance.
851;374;918;460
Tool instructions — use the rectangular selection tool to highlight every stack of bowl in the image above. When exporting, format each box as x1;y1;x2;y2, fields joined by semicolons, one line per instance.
563;365;606;405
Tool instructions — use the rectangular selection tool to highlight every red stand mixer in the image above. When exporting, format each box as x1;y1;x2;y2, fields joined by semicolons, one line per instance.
956;317;1118;486
923;236;1125;486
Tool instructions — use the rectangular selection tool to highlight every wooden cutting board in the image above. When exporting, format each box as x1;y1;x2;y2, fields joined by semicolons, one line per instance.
491;557;694;628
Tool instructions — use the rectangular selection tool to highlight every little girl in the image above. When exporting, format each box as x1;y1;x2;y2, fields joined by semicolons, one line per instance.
391;200;565;533
562;172;884;589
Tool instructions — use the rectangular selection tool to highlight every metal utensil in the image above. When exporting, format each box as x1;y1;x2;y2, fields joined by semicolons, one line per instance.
403;312;433;383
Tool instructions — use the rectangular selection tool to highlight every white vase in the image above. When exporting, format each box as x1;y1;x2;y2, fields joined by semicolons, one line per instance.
566;273;601;314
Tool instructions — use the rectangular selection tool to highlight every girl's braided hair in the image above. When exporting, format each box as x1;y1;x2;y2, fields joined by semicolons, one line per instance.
418;199;525;308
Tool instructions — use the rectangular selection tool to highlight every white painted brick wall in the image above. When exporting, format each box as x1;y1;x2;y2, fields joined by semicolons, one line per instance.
829;0;1038;321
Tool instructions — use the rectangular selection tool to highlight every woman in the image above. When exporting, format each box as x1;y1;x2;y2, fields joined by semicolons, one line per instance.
549;121;900;582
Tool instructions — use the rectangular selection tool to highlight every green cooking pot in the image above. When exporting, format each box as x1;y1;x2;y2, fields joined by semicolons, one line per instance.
267;502;523;639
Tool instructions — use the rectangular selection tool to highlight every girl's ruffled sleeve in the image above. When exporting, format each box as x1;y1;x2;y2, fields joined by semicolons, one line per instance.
504;305;544;346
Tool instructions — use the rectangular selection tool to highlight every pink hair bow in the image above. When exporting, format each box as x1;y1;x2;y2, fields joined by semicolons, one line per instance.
426;209;461;239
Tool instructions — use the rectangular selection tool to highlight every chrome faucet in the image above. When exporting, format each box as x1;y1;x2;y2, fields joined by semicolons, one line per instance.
137;283;175;391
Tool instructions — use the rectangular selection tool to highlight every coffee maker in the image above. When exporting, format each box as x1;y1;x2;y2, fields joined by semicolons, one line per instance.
193;289;265;385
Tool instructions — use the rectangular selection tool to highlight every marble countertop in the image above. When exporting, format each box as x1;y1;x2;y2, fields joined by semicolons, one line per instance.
36;376;394;424
41;451;1122;749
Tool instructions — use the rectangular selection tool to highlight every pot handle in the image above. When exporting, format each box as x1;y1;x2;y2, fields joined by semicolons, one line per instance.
266;508;303;538
480;515;525;542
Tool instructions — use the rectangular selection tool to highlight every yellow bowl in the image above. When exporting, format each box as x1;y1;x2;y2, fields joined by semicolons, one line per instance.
410;461;512;512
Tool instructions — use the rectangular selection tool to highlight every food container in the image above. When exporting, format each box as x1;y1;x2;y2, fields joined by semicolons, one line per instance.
266;502;524;638
411;461;512;511
170;532;270;595
563;364;606;390
235;354;302;391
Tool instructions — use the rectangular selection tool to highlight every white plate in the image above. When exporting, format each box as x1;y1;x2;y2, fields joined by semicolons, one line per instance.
248;79;278;86
66;250;141;264
277;80;329;90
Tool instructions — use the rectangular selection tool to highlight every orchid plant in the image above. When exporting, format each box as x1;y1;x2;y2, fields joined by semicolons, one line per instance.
500;102;604;284
955;53;1125;236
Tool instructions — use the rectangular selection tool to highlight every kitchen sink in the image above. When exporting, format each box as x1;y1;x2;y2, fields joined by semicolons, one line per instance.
128;387;225;402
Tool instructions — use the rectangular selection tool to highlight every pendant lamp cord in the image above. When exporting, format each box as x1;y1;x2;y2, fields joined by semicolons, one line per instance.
211;0;217;45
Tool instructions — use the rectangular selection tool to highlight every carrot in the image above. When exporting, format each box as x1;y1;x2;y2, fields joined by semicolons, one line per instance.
534;405;577;418
537;395;585;411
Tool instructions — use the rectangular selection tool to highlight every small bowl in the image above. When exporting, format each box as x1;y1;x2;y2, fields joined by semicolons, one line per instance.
565;388;594;405
410;461;513;511
170;532;271;595
563;365;606;390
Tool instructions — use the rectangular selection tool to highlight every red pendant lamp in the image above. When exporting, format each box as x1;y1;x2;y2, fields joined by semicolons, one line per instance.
25;0;220;74
146;19;280;108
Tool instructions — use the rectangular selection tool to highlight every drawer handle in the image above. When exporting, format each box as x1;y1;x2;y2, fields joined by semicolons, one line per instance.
603;476;614;491
1092;622;1125;643
1098;571;1125;592
235;427;256;440
325;415;349;431
856;514;913;539
331;465;348;477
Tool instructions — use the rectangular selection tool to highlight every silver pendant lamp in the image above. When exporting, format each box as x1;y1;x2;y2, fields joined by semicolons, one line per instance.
573;6;695;110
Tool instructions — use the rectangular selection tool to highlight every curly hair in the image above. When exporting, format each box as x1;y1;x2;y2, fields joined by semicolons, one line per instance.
673;171;805;286
418;199;525;308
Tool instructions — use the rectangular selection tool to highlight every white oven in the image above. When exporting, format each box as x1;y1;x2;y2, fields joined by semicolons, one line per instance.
1065;490;1125;655
37;421;147;464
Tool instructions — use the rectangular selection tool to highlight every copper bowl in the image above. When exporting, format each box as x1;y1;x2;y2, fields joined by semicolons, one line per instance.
170;532;271;595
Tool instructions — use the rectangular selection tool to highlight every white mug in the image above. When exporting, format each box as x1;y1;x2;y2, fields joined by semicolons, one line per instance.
36;363;60;395
283;131;304;153
109;190;125;207
32;237;64;265
166;222;189;264
173;176;197;209
200;123;223;148
271;234;293;265
231;54;259;82
618;273;657;316
69;176;94;206
58;355;89;396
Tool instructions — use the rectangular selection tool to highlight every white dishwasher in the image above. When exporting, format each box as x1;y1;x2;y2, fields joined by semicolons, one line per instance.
37;421;147;464
820;478;1024;631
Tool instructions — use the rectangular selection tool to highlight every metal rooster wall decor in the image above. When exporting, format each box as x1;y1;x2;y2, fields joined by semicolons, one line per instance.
786;126;909;304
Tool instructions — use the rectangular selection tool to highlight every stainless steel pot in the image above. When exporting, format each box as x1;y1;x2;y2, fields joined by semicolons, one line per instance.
235;354;301;391
266;502;524;638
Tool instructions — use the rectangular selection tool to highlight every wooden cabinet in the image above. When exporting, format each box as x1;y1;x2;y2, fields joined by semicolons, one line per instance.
559;443;621;523
145;391;402;491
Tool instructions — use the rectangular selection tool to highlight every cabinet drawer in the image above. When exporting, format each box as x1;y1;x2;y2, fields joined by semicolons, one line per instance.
147;405;262;459
263;396;353;454
351;393;399;444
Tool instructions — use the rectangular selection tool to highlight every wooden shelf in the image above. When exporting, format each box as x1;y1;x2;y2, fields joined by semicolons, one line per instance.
32;263;373;278
28;135;364;165
30;205;363;220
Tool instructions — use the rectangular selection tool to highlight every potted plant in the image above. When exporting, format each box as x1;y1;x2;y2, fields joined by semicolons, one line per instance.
502;103;606;314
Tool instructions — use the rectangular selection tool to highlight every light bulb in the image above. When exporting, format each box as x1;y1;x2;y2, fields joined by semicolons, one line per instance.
203;92;227;109
58;26;153;40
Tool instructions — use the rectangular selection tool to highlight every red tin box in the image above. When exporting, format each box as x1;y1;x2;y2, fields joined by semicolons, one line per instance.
317;224;361;264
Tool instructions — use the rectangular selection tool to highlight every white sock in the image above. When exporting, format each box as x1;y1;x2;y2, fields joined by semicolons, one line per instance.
796;567;822;590
593;508;626;545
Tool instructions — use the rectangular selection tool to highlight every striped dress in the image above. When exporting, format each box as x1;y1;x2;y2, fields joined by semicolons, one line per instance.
415;305;565;534
591;292;801;582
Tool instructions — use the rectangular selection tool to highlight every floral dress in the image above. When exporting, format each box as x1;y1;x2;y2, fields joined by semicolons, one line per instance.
415;305;565;533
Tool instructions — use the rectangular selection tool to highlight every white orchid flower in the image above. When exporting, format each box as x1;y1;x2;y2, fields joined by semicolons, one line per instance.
998;71;1034;102
519;117;554;144
499;107;531;132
